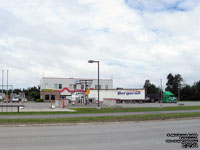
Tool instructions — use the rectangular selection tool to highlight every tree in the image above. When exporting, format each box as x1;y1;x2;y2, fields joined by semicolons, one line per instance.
26;86;40;101
166;73;174;91
165;73;183;97
21;86;40;101
190;81;200;100
181;85;192;100
143;80;160;95
13;89;22;94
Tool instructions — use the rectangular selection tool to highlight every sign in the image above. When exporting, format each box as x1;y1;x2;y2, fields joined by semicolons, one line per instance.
43;89;54;92
86;89;90;95
75;80;80;84
117;91;141;95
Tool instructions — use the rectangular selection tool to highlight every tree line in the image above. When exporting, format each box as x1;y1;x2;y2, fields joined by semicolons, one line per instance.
0;86;40;101
1;73;200;101
144;73;200;101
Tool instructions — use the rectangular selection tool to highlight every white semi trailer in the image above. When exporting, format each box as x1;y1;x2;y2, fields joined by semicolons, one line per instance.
88;89;145;105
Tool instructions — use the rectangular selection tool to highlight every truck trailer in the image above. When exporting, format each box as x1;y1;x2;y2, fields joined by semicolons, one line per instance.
88;89;146;105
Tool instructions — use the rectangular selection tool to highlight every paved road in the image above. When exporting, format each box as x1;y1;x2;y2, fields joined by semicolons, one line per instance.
115;102;200;107
0;110;200;119
0;119;199;150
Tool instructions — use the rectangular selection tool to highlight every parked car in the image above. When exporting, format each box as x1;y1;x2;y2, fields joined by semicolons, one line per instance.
3;99;10;103
21;98;27;102
12;96;19;103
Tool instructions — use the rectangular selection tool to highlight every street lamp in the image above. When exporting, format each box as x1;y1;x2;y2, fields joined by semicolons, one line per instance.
88;60;100;109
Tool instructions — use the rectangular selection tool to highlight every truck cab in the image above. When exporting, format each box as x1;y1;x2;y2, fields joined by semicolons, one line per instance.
162;91;177;103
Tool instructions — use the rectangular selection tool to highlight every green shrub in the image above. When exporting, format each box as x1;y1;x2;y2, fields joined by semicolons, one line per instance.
35;99;44;102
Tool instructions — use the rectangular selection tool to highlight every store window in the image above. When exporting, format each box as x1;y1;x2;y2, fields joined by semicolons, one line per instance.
45;83;48;89
95;85;101;90
54;84;62;89
81;85;84;89
51;95;55;100
105;85;108;89
54;84;58;89
45;95;49;100
69;84;73;89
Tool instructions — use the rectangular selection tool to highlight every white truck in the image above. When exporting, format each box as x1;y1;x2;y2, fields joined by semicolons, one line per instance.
12;96;20;103
69;92;83;105
88;89;145;105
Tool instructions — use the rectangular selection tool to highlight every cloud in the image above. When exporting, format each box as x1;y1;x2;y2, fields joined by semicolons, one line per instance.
0;0;200;89
125;0;200;12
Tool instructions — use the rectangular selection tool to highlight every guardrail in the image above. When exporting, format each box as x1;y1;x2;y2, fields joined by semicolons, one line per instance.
0;105;24;113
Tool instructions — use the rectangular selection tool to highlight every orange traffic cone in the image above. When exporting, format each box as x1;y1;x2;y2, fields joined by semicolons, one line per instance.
21;100;24;107
62;99;65;108
51;100;53;109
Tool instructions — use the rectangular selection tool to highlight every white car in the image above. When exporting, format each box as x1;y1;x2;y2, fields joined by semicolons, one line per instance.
12;96;19;103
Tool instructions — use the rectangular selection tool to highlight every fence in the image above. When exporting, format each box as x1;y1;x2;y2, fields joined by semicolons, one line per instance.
0;104;23;113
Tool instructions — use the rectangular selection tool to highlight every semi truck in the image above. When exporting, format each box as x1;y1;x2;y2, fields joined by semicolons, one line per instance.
70;89;176;105
145;91;177;103
162;91;177;103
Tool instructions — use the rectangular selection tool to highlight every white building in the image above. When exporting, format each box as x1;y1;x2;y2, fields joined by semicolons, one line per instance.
40;77;113;100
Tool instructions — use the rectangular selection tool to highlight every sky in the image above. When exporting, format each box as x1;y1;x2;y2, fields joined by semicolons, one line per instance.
0;0;200;89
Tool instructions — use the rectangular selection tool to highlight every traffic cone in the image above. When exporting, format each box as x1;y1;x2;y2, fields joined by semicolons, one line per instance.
21;100;24;107
62;99;65;108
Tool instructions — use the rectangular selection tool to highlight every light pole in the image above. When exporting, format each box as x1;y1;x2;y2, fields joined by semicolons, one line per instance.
88;60;100;109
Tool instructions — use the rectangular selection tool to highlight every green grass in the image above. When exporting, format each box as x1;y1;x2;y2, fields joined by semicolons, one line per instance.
180;100;200;102
0;106;200;115
70;106;200;113
0;112;200;125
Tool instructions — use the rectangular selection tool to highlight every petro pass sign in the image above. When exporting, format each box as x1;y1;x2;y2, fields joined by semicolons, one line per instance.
117;91;141;95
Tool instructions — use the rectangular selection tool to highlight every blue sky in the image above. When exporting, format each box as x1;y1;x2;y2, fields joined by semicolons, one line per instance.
0;0;200;89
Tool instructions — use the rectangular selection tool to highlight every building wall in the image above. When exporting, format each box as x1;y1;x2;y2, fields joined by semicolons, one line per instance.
40;77;113;91
40;91;60;100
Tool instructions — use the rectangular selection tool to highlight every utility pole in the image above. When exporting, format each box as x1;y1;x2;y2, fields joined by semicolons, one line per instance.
178;83;180;101
160;79;163;102
88;60;100;109
2;70;4;103
6;70;8;100
160;79;163;109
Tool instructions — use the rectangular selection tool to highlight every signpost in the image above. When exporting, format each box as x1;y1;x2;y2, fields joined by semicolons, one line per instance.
86;89;90;95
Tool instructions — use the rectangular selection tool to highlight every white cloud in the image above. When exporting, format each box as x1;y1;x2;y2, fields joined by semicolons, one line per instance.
0;0;200;89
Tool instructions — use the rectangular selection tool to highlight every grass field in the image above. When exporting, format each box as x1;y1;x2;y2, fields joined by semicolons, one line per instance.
0;112;200;125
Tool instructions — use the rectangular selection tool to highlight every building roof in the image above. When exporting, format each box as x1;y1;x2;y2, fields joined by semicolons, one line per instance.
41;77;113;81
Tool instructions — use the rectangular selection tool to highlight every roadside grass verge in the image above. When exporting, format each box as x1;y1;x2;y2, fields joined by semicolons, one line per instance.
0;105;200;115
0;112;200;125
70;106;200;113
180;100;200;102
